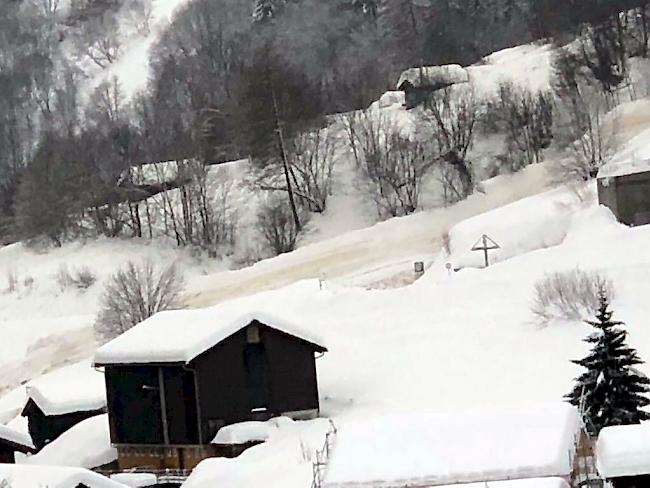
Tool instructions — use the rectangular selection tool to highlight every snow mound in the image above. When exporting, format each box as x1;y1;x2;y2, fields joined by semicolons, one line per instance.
597;423;650;478
397;65;469;89
562;206;624;247
212;417;294;445
376;91;405;109
110;473;157;488
440;478;570;488
0;464;126;488
94;308;326;365
183;418;332;488
22;414;115;469
25;359;106;416
448;186;585;269
324;403;580;488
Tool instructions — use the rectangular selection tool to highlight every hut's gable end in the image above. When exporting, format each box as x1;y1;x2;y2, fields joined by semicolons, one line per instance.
598;171;650;226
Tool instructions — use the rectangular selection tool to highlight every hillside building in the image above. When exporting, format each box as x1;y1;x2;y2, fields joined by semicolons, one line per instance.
94;310;327;470
597;423;650;488
0;425;35;463
21;361;106;450
396;64;469;109
598;155;650;226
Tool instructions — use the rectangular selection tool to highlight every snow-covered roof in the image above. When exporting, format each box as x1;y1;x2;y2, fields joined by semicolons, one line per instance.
598;125;650;178
94;310;327;366
324;403;580;488
397;65;469;90
0;425;34;451
0;464;127;488
23;360;106;416
439;478;570;488
597;423;650;478
110;473;157;488
21;414;115;469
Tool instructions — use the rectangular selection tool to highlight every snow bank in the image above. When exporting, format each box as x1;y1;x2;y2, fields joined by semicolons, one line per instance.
22;414;115;469
25;359;106;416
110;473;157;488
0;425;34;450
95;310;326;365
183;418;332;488
0;465;126;488
324;403;580;488
397;65;469;89
212;417;293;444
597;423;650;478
447;186;587;269
441;478;570;488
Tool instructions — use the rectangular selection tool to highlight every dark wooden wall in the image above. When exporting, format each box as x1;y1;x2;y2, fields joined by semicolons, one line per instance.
611;474;650;488
192;322;321;443
23;400;104;450
598;172;650;226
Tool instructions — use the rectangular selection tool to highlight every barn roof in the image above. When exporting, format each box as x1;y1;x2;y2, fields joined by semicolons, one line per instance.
598;125;650;178
396;65;469;90
323;403;580;488
22;360;106;417
94;310;327;366
0;464;127;488
597;423;650;479
0;425;34;452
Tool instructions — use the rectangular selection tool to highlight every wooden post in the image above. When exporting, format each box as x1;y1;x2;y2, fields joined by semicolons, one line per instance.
158;368;170;445
471;234;500;268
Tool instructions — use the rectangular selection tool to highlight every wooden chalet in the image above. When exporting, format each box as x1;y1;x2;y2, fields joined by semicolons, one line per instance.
94;310;327;470
0;425;35;463
597;423;650;488
598;157;650;226
21;361;107;450
396;64;469;109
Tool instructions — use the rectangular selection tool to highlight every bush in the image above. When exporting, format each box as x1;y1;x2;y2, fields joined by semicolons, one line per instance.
257;196;304;256
95;260;185;340
531;268;615;326
56;265;97;291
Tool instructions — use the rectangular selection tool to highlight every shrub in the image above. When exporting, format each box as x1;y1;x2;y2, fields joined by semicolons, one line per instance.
531;268;615;326
257;196;304;256
56;265;97;291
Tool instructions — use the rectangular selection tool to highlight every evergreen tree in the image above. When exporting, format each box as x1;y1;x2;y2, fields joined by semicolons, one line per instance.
566;291;650;435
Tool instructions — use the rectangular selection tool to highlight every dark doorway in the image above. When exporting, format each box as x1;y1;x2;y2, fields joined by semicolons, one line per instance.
244;343;270;411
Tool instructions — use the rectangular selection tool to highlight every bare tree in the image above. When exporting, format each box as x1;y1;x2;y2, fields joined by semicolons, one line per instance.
95;259;185;340
423;85;478;202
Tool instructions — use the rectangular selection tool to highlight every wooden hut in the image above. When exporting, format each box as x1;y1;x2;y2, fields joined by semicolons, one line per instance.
396;65;469;109
598;155;650;226
0;425;35;463
21;361;107;450
597;423;650;488
94;310;327;471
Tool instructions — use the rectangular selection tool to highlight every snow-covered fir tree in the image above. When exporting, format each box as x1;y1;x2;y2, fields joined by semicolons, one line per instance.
566;290;650;435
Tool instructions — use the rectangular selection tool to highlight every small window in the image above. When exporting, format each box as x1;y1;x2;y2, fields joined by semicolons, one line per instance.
246;324;260;344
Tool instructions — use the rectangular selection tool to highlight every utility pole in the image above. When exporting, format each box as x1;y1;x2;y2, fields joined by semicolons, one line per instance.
270;76;302;232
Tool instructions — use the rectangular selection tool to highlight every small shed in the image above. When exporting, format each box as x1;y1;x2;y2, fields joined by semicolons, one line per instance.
396;64;469;109
597;142;650;226
0;425;35;463
94;310;327;470
323;403;581;488
597;423;650;488
21;361;107;450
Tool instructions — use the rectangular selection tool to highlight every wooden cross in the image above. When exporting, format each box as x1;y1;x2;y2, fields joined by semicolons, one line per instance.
471;234;500;268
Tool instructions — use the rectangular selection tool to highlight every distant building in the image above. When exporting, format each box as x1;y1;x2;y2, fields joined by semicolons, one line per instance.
597;156;650;226
597;423;650;488
323;403;587;488
94;310;327;471
20;361;107;450
396;64;469;109
0;425;35;463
